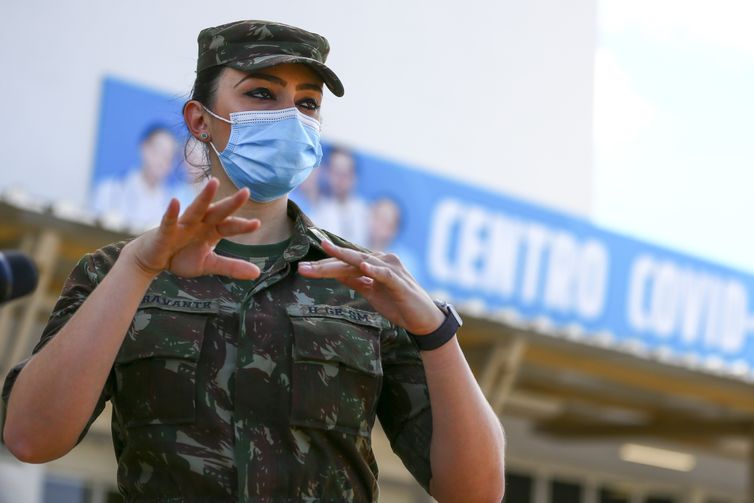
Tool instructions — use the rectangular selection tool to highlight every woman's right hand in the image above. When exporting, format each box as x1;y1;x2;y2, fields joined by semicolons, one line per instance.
121;178;261;280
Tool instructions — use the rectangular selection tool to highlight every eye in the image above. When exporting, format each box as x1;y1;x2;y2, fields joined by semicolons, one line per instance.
297;98;321;111
245;87;274;100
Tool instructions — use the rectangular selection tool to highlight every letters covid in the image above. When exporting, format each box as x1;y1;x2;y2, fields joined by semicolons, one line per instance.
426;198;753;356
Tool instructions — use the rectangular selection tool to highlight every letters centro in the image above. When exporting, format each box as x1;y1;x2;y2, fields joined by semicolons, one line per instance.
427;198;752;357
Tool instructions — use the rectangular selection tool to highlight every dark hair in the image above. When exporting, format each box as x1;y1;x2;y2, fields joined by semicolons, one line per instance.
183;66;225;177
190;66;225;107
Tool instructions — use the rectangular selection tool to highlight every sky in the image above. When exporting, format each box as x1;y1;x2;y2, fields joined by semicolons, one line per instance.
593;0;754;274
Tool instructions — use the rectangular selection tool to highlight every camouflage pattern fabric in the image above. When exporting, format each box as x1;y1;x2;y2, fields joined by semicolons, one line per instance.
1;201;432;502
197;20;345;97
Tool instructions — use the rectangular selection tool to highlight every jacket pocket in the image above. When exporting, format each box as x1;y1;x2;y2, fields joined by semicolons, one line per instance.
113;300;216;428
287;304;386;437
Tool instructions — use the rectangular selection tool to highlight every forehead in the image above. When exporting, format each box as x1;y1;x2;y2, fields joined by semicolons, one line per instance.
222;64;323;86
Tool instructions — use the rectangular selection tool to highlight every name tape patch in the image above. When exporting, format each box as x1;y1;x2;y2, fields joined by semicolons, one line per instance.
139;294;219;314
287;303;390;329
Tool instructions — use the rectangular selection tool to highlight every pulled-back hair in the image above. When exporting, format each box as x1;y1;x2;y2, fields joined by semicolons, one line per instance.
183;66;225;178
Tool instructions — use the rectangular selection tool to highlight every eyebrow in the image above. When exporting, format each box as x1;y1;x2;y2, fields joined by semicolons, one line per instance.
297;82;323;93
235;72;322;93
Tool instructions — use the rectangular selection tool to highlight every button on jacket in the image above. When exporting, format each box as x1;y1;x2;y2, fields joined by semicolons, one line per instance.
1;202;433;502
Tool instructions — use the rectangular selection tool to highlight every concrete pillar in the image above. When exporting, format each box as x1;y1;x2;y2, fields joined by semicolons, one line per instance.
749;423;754;503
532;469;549;503
684;486;705;503
582;476;598;503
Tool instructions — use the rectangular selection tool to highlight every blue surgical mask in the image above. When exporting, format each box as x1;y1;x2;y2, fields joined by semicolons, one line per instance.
205;106;323;202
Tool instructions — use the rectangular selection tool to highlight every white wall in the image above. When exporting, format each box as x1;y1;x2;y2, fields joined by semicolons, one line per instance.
0;0;596;216
0;455;43;503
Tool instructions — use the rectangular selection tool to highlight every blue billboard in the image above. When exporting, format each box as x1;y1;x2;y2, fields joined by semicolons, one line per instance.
91;75;754;378
89;77;197;229
331;148;754;377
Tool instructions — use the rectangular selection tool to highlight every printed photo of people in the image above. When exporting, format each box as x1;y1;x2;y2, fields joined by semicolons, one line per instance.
291;145;422;283
91;123;179;228
89;77;202;230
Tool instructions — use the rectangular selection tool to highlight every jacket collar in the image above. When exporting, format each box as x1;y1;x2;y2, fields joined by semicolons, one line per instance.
283;199;327;262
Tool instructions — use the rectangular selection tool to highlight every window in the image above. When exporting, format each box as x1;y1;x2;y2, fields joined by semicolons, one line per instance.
645;497;675;503
43;475;89;503
106;489;124;503
551;479;582;503
600;487;630;503
504;471;533;503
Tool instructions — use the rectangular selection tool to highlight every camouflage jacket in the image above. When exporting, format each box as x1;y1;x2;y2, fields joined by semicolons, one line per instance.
1;202;432;502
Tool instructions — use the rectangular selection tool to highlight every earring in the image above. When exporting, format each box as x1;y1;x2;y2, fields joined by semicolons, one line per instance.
199;132;209;141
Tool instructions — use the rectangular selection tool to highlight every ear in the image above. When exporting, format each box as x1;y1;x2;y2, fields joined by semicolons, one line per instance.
183;100;211;141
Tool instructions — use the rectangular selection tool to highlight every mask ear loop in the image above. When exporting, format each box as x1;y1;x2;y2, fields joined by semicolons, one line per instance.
202;105;232;157
201;105;236;179
202;105;232;124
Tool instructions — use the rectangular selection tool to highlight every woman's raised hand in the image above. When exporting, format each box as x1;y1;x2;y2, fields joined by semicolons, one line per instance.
297;240;445;335
121;178;261;280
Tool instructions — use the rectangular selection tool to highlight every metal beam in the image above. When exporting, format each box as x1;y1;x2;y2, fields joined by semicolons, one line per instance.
491;337;526;414
478;341;510;397
0;231;37;375
516;378;659;417
6;229;61;368
537;418;753;438
475;336;527;414
525;344;754;414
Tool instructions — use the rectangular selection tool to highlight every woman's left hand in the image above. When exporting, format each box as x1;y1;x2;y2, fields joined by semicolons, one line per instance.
300;240;506;501
297;240;445;335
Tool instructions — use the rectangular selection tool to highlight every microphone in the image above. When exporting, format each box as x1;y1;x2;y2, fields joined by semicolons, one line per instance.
0;251;39;304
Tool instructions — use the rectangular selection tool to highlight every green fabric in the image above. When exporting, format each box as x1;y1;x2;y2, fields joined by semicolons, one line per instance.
215;238;291;288
0;202;433;502
215;238;291;260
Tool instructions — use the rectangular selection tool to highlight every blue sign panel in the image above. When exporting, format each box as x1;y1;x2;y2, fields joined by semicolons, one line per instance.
341;149;754;373
92;75;754;377
90;77;196;229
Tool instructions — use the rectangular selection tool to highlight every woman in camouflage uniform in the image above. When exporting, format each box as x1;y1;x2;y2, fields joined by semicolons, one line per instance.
2;20;505;502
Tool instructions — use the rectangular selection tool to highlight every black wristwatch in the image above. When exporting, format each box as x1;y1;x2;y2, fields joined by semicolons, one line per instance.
408;300;463;351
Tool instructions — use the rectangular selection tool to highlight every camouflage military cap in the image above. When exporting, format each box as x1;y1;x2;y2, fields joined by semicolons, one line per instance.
197;20;344;97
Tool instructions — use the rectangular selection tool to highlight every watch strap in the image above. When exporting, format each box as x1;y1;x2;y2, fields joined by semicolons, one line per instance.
408;301;461;351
